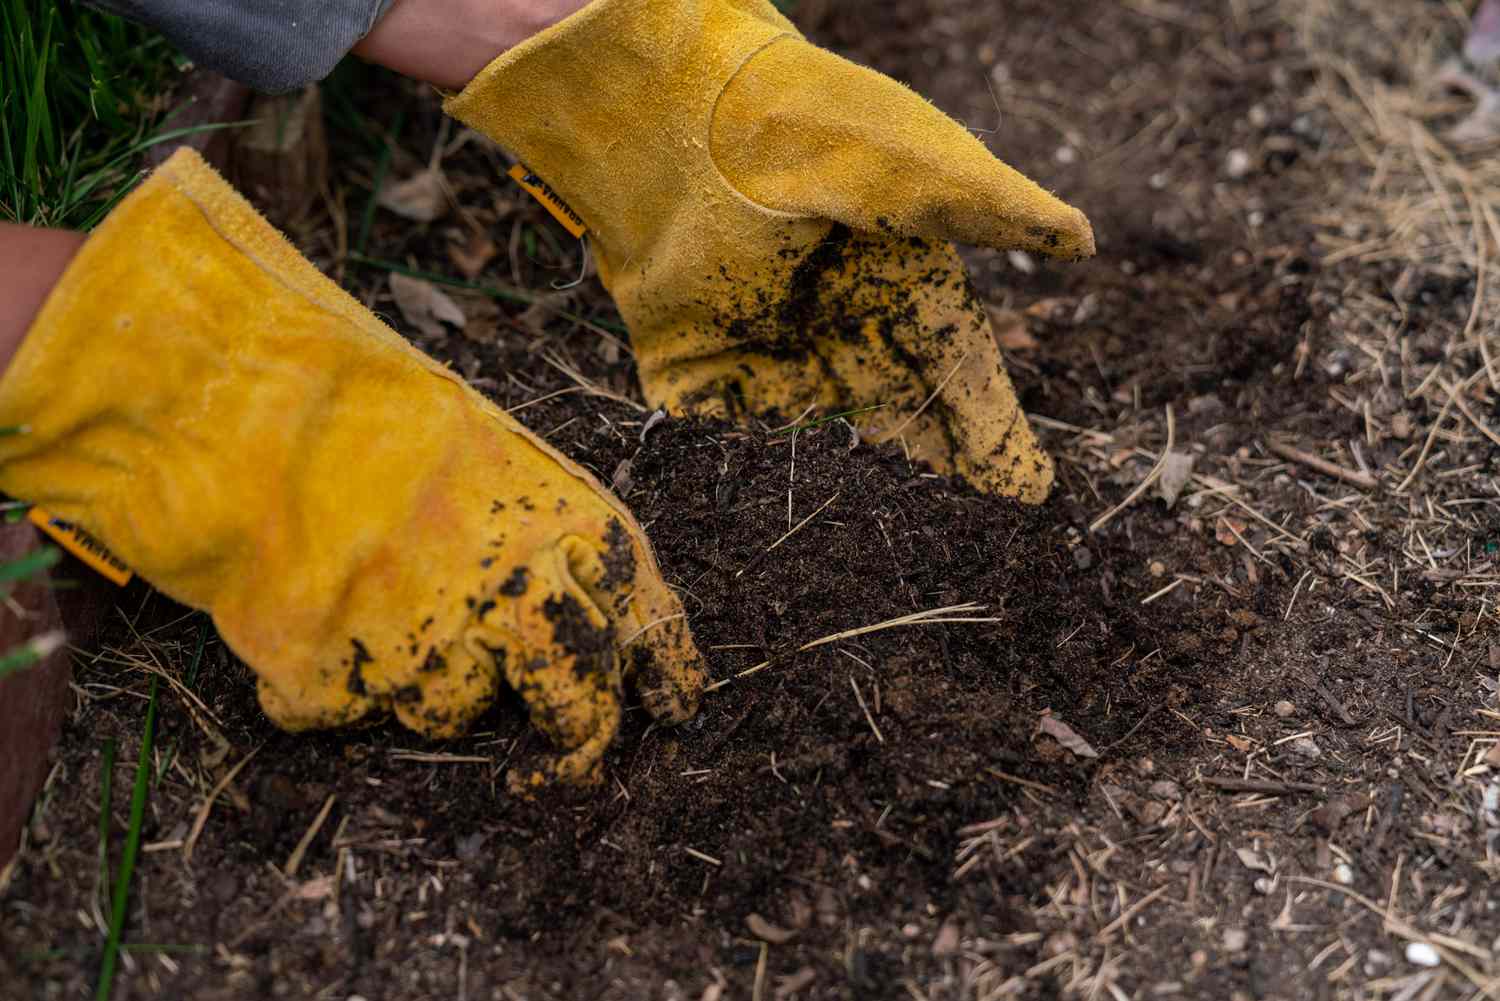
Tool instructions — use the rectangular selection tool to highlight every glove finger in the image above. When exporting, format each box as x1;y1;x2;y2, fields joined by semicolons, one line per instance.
840;237;1054;502
470;539;623;789
391;641;500;739
557;527;706;726
711;38;1094;260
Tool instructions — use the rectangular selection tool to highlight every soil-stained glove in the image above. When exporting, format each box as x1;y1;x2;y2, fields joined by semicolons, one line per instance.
445;0;1094;502
0;149;704;789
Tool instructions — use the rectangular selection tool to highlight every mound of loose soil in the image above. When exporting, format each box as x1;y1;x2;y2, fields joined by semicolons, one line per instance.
6;1;1499;999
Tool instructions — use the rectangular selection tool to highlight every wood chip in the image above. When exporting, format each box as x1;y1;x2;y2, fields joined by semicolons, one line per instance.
1037;713;1099;759
746;913;797;944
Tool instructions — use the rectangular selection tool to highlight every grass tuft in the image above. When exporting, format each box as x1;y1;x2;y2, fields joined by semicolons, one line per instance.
0;0;183;229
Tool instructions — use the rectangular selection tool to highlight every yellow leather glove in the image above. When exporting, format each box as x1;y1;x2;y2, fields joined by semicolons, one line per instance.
0;149;704;788
445;0;1094;502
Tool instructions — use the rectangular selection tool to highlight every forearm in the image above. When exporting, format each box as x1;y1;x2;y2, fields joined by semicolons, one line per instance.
352;0;589;90
0;225;85;376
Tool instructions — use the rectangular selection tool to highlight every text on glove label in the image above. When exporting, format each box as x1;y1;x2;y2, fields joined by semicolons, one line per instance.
508;164;588;239
27;507;134;586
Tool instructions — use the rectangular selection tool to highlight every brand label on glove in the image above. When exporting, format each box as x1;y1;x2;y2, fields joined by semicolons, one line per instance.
27;507;134;586
508;164;588;239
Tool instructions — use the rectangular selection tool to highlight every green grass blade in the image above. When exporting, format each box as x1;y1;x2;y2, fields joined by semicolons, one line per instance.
96;675;159;1001
0;545;61;584
355;110;406;257
0;629;65;681
97;737;116;912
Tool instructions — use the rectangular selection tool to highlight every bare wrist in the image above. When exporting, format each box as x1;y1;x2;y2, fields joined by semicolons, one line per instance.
353;0;590;90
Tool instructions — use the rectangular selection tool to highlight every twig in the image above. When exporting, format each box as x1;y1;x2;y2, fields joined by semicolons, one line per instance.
1097;885;1170;943
886;351;971;440
184;743;263;862
1395;385;1458;493
1200;776;1324;795
703;604;1000;693
1265;440;1379;490
1100;705;1166;753
850;676;884;743
1442;379;1500;450
284;794;337;878
984;767;1061;797
1301;673;1356;726
736;491;839;578
1090;406;1175;533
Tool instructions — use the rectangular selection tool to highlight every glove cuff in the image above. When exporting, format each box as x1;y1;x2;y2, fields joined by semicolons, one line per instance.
443;0;798;263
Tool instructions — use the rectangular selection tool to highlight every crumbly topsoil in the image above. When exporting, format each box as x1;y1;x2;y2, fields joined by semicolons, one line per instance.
5;2;1500;999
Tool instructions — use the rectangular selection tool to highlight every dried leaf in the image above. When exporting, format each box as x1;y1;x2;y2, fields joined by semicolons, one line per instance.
378;168;448;222
611;458;634;495
448;232;498;280
1155;450;1197;508
1226;734;1253;753
987;306;1038;351
1215;516;1248;546
293;874;335;900
775;968;817;1000
456;295;501;345
1037;713;1099;759
746;913;797;944
1235;847;1274;874
1023;296;1072;319
390;273;466;340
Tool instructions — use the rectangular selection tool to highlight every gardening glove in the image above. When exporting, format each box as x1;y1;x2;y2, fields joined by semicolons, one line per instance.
445;0;1094;502
0;148;704;789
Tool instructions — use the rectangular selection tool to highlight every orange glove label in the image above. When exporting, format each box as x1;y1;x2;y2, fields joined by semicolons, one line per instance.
508;164;588;239
27;506;134;586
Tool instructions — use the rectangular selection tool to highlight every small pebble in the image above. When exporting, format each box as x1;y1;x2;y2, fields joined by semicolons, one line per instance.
932;921;961;957
1253;877;1274;895
1225;149;1253;179
1073;546;1094;570
1405;942;1440;967
1223;928;1249;952
1273;700;1295;718
1149;780;1182;801
1333;863;1354;885
1289;736;1323;759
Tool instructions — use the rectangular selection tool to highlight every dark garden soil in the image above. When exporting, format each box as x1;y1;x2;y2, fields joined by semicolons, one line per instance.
5;2;1500;999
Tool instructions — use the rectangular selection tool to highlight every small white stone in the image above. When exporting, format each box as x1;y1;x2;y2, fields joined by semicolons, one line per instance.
1007;250;1036;275
1055;145;1078;165
1333;864;1354;885
1223;928;1248;952
1289;736;1322;759
1273;700;1295;718
1405;942;1440;967
1226;149;1253;179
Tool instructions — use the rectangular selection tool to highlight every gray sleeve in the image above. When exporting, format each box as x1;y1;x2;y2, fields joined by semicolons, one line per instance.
85;0;397;93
